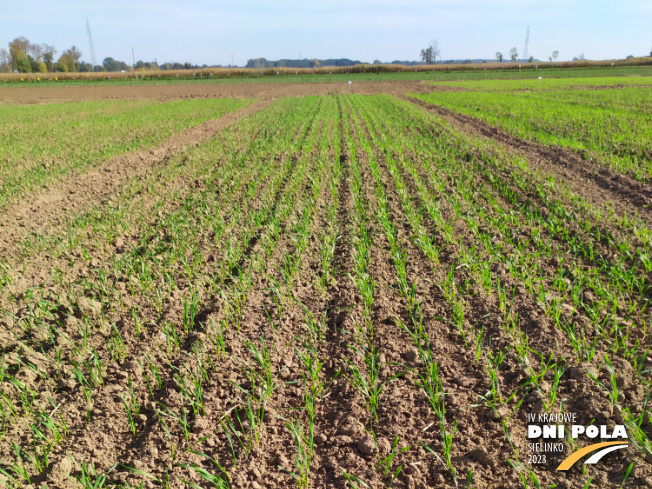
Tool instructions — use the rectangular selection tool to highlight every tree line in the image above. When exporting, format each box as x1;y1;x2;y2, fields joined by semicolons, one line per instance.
419;40;566;64
0;37;82;73
494;49;558;63
0;36;214;74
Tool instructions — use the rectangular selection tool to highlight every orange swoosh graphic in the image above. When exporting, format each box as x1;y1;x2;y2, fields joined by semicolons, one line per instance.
556;442;628;471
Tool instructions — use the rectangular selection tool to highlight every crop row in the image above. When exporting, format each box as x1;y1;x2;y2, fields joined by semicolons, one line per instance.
348;93;651;485
0;98;249;210
0;96;331;487
431;76;652;92
415;87;652;181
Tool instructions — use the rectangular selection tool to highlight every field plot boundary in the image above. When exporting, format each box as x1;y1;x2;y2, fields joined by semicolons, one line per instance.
0;80;439;105
0;99;270;256
403;95;652;219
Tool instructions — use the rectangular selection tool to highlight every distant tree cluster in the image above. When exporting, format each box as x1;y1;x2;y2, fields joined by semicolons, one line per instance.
0;37;76;73
0;36;215;73
245;58;361;69
495;48;519;62
104;59;207;72
0;37;93;73
495;48;548;63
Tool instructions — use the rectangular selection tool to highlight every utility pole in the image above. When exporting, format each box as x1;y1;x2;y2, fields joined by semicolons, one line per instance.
132;48;136;68
231;55;234;67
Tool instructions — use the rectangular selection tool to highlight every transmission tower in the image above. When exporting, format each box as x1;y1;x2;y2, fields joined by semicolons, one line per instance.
523;26;530;61
86;18;96;67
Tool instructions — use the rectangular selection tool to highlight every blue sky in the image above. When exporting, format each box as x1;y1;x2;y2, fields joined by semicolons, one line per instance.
2;1;650;65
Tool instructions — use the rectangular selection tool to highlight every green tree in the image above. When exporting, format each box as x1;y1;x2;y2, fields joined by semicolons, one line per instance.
103;57;118;71
29;55;41;72
245;58;268;69
103;57;130;72
57;46;82;72
15;52;32;73
57;54;75;72
496;51;503;62
9;36;30;71
509;47;518;61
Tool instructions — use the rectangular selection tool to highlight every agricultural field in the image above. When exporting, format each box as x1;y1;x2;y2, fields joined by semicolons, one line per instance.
1;61;651;85
0;78;651;489
415;82;652;181
429;75;652;91
0;99;251;210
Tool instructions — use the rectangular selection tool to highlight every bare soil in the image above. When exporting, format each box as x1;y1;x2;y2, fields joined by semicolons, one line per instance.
0;81;439;105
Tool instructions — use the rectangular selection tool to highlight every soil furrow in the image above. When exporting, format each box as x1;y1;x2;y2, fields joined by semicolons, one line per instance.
0;99;270;257
311;106;358;488
403;95;652;220
191;114;333;488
